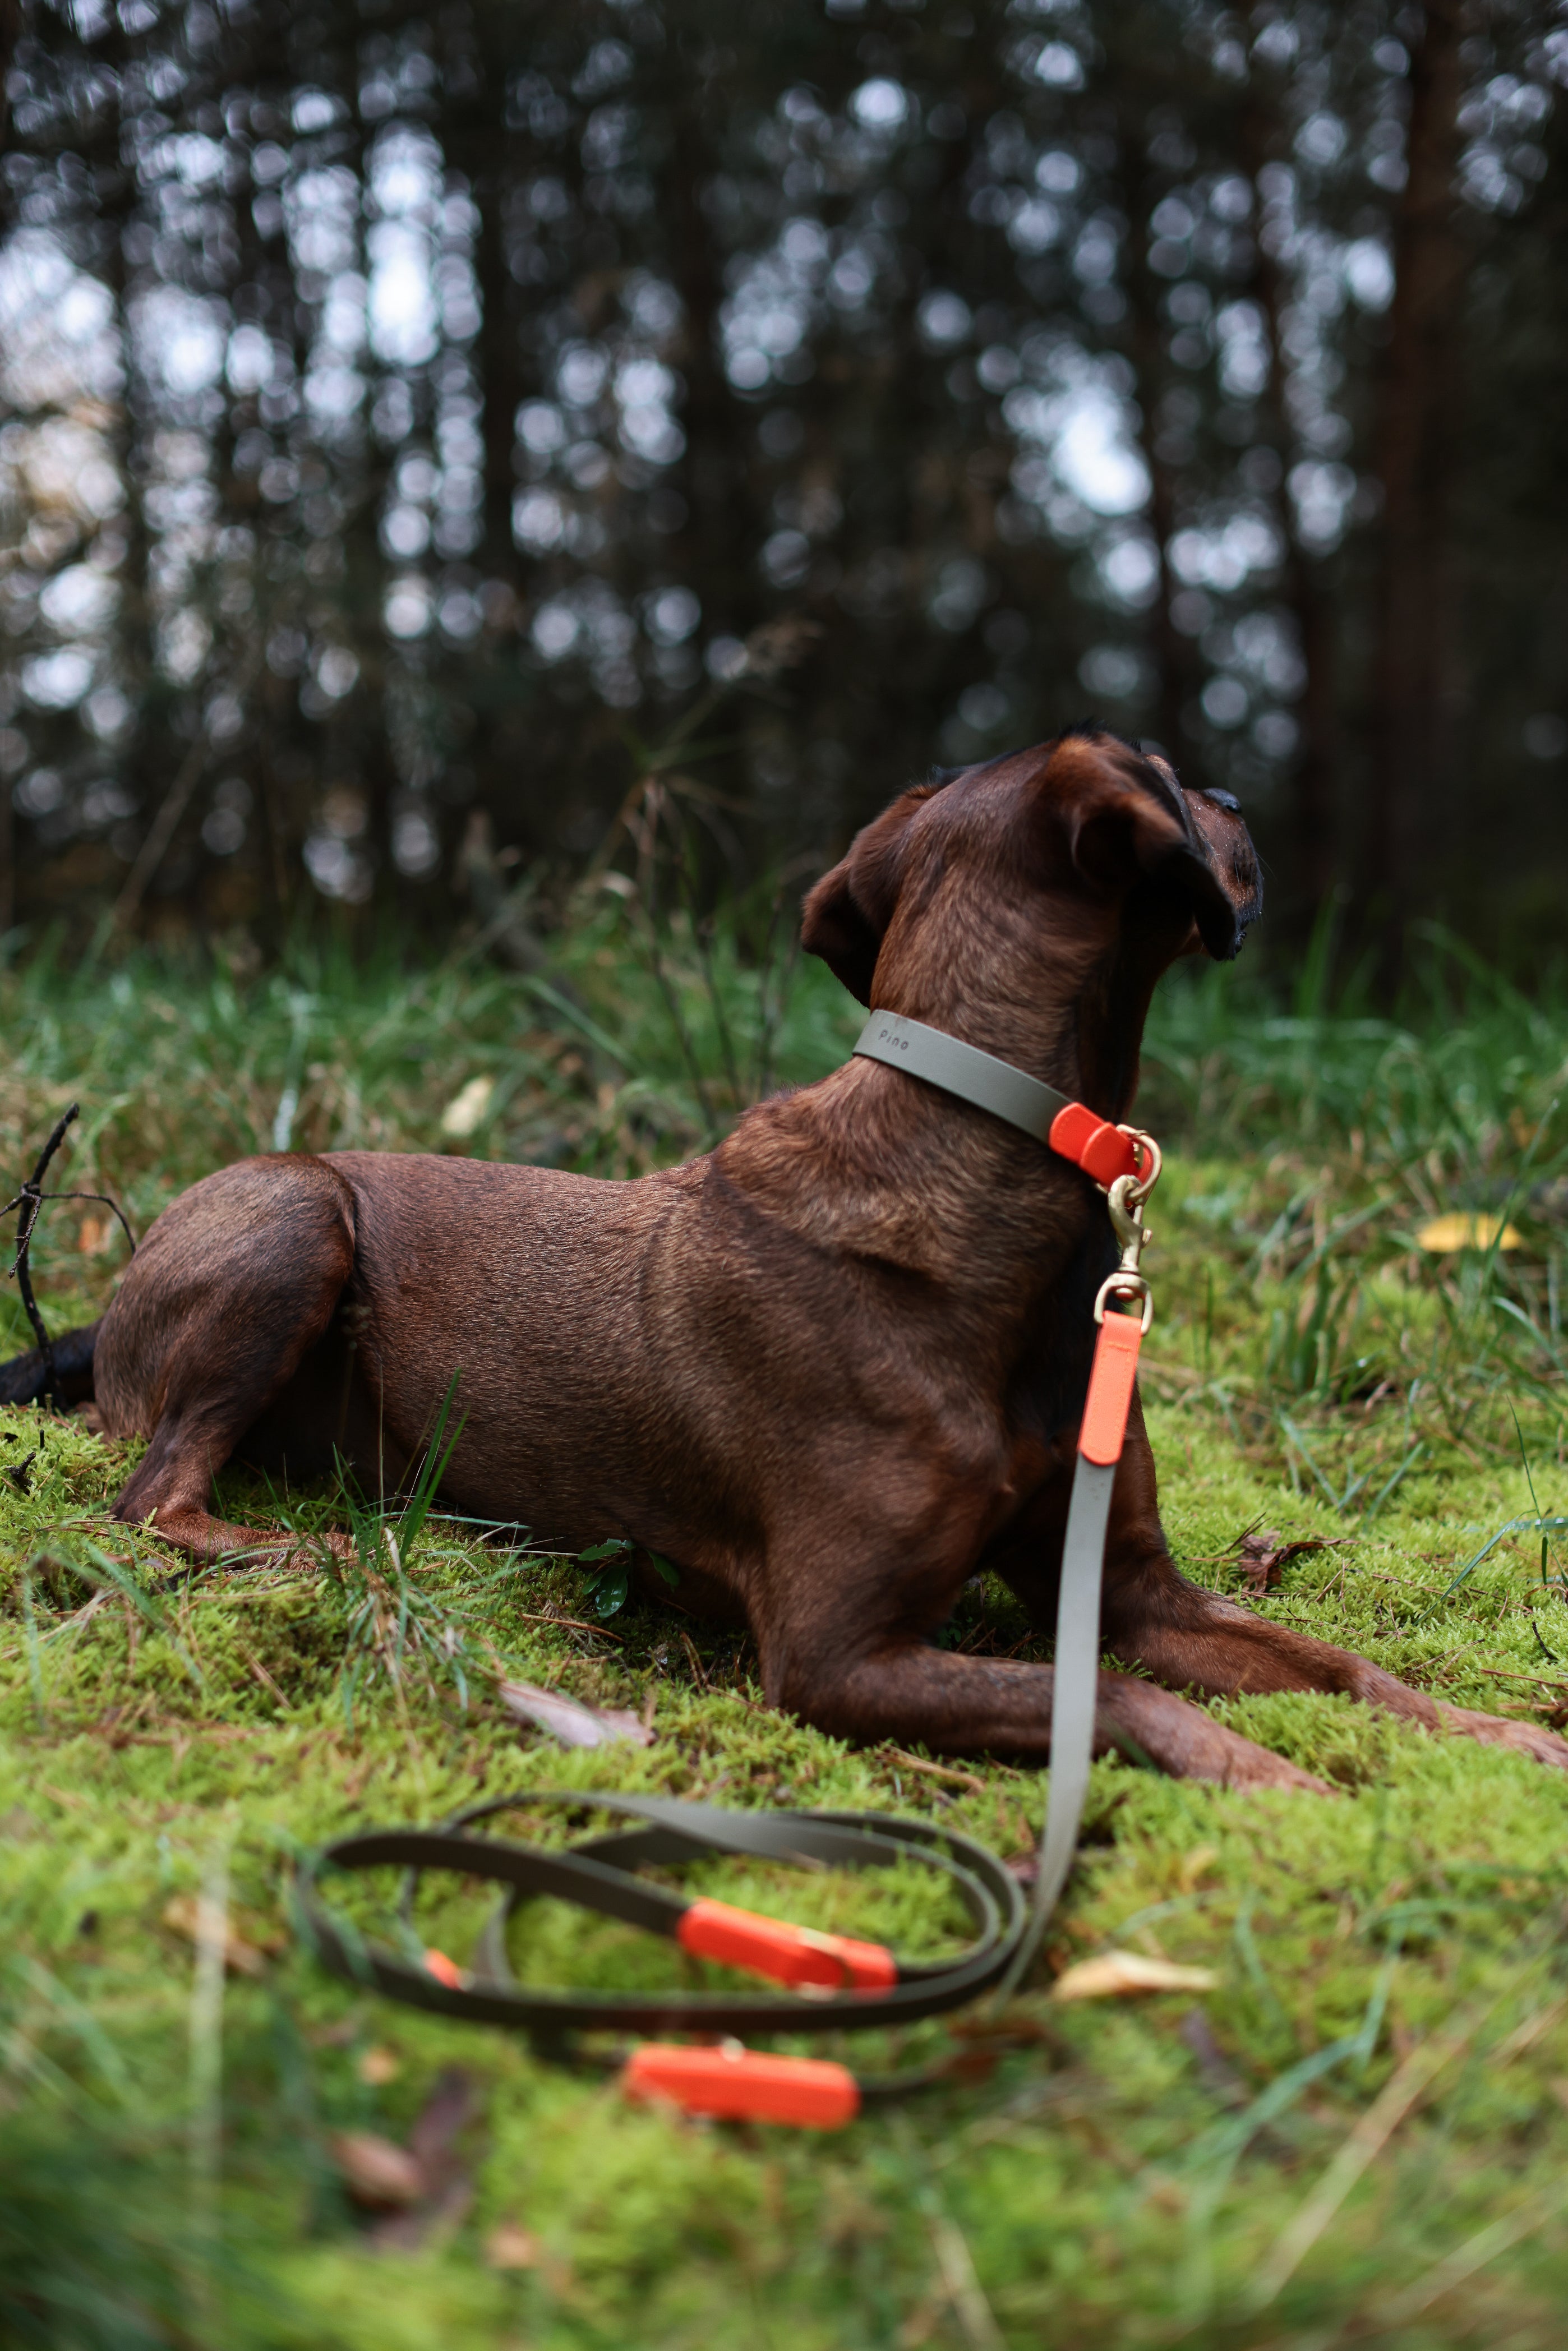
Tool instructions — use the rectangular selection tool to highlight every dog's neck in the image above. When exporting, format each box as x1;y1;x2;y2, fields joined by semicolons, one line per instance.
869;872;1173;1122
718;931;1163;1319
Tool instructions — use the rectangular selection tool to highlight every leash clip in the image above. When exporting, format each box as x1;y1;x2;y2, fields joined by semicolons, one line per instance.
1114;1127;1161;1204
1094;1169;1156;1332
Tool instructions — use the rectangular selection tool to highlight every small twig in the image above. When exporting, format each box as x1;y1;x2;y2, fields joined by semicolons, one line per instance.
511;1608;626;1644
1472;1663;1568;1694
881;1746;988;1795
7;1104;79;1408
27;1190;137;1256
0;1160;135;1411
679;1629;709;1688
239;1645;293;1710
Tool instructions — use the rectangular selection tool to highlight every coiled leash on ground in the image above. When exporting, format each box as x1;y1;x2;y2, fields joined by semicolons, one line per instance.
299;1015;1161;2127
298;1794;1030;2126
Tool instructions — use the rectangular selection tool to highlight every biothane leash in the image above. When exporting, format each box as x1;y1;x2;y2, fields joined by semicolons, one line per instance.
297;1794;1030;2127
299;1009;1161;2128
851;1009;1161;2000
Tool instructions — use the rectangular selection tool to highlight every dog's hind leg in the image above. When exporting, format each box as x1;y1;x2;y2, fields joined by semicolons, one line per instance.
95;1156;358;1564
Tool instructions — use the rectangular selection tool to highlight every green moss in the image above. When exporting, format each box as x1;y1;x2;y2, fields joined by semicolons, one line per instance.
7;946;1568;2347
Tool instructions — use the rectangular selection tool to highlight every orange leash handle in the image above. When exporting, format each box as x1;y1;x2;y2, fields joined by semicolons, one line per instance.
676;1897;898;1992
1078;1311;1143;1467
623;2044;861;2129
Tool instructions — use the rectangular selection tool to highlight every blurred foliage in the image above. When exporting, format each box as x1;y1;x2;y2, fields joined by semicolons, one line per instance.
0;0;1564;965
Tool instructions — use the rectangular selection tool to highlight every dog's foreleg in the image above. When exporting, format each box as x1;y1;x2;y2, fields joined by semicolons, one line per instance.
759;1621;1326;1790
1091;1393;1568;1772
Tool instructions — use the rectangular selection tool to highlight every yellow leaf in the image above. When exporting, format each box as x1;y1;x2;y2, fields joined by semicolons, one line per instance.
1415;1213;1521;1254
440;1074;495;1137
1052;1951;1217;2002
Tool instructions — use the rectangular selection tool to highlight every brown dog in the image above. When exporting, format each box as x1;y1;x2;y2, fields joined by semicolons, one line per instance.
9;731;1564;1786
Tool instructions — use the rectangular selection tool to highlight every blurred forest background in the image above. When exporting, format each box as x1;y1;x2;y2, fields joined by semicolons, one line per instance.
0;0;1564;970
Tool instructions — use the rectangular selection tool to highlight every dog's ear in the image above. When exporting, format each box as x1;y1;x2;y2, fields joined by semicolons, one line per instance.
800;782;940;1002
1044;734;1258;961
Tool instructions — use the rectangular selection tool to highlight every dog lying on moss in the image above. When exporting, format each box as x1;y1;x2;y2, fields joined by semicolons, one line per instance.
7;731;1565;1786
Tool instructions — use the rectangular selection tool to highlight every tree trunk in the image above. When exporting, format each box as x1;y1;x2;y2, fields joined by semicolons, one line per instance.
475;117;522;583
1243;39;1338;916
1116;113;1196;771
662;56;755;640
1367;0;1467;936
0;0;19;151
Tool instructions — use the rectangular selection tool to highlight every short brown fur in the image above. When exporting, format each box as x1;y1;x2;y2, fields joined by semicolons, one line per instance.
43;733;1567;1786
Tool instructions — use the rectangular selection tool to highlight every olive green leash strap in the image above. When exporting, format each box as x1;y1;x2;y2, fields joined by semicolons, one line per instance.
996;1455;1117;2000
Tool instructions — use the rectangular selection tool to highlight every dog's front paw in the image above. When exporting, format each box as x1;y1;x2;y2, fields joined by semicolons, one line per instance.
1205;1725;1334;1795
1104;1679;1334;1791
1436;1703;1568;1771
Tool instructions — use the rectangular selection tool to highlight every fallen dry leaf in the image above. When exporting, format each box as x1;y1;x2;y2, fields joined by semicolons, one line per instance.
357;2044;401;2086
1416;1211;1521;1255
1226;1528;1349;1596
485;2220;542;2271
440;1073;495;1137
498;1678;652;1749
331;2131;425;2210
1052;1951;1217;2002
161;1894;276;1977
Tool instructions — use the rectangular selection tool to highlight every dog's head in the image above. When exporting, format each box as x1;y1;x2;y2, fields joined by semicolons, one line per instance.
801;729;1261;1008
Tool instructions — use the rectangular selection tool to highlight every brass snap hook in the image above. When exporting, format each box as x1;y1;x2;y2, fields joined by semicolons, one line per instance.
1098;1161;1157;1333
1106;1172;1147;1263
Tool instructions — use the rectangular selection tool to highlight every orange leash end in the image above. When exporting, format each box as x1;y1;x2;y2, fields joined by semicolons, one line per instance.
622;2044;861;2128
1078;1311;1143;1466
677;1897;897;1992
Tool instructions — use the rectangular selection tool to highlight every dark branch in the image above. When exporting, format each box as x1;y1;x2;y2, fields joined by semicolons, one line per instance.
8;1105;81;1412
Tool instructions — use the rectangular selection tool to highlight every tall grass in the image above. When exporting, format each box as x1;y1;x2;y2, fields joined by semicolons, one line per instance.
1145;915;1568;1162
0;881;858;1362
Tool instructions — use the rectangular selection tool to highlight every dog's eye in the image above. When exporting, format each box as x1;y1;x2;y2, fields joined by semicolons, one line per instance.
1202;789;1241;813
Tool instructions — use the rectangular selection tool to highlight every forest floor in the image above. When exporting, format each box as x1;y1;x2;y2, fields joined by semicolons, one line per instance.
6;907;1568;2349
